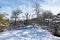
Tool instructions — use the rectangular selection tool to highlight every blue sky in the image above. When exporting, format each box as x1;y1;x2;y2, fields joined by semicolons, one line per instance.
0;0;60;19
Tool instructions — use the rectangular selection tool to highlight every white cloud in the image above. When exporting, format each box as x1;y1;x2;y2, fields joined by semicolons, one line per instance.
45;0;59;3
43;0;60;4
40;0;60;15
42;6;60;15
40;0;60;7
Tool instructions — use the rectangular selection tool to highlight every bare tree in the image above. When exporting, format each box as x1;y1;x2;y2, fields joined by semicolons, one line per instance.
33;3;42;24
33;3;41;18
22;12;31;20
11;8;22;25
22;12;32;25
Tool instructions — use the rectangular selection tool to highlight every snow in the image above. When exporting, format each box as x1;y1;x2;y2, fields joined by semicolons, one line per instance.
0;25;60;40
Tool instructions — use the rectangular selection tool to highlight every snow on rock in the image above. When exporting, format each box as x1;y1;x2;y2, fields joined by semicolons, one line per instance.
0;25;60;40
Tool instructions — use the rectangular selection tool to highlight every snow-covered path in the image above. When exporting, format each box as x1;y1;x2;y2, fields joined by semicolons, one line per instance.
0;27;60;40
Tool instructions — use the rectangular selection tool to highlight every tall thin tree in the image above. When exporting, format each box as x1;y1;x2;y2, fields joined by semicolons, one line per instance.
34;3;41;18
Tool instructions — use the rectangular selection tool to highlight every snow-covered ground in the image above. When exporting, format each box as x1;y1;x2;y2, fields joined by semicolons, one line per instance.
0;25;60;40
